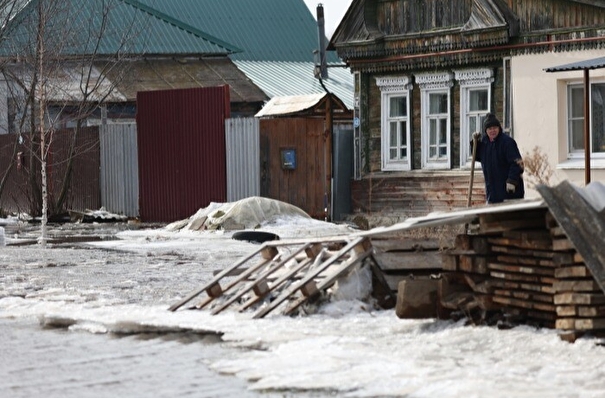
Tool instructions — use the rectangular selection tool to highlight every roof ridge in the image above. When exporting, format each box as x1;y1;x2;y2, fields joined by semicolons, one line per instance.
117;0;243;54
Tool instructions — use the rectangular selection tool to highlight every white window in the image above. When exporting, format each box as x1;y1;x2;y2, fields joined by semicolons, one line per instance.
455;68;493;166
417;72;454;170
376;76;412;171
567;82;605;158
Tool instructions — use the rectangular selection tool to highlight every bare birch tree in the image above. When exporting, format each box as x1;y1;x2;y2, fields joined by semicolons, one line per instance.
0;0;148;244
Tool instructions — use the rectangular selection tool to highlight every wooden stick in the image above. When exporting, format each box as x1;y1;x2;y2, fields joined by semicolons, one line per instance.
467;134;478;208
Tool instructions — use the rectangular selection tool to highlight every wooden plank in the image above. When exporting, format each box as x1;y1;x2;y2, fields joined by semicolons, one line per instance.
494;289;554;303
491;279;556;294
550;226;566;238
506;307;557;321
458;255;495;274
371;238;441;252
373;250;443;271
502;229;551;241
556;318;605;331
556;305;605;317
552;238;575;251
488;262;555;276
492;295;556;312
552;252;583;266
454;234;491;254
495;254;555;267
479;211;547;233
442;253;459;271
553;279;601;293
491;245;555;259
554;292;605;306
487;237;552;251
368;255;397;306
555;266;592;279
490;270;555;285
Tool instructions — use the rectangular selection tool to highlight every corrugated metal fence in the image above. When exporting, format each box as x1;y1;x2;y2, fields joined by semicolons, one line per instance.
225;117;260;201
136;86;230;222
99;124;139;218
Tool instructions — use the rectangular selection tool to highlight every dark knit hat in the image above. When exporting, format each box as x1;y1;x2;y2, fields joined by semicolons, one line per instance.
483;113;501;133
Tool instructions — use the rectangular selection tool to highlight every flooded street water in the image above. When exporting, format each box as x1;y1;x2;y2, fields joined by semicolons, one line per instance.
2;221;605;398
0;318;278;398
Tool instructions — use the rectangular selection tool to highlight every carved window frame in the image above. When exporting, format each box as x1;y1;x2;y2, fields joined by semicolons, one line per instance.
417;72;453;170
376;76;413;171
455;68;494;167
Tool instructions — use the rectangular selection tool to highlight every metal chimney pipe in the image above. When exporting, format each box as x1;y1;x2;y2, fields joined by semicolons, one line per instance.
316;4;328;79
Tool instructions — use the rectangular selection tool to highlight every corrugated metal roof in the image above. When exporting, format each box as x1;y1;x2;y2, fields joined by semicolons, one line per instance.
255;93;326;117
235;61;354;109
544;56;605;72
136;0;355;108
0;0;240;57
138;0;341;63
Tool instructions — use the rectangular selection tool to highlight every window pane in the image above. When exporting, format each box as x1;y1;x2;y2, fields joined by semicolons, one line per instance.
389;96;406;117
430;119;437;143
439;121;447;144
571;86;584;118
400;147;407;158
390;122;397;144
399;122;407;147
429;93;447;114
469;89;488;112
390;148;397;160
592;84;605;153
571;120;584;151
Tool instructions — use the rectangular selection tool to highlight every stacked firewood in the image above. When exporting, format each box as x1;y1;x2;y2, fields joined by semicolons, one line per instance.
441;208;605;341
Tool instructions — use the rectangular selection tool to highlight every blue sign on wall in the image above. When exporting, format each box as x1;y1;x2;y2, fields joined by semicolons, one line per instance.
281;148;296;170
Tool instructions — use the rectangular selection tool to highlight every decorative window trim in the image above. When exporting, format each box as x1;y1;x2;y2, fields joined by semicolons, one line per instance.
375;76;413;93
415;72;454;90
454;68;495;87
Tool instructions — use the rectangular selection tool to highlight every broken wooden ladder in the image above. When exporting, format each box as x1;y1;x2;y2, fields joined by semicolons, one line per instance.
168;236;393;318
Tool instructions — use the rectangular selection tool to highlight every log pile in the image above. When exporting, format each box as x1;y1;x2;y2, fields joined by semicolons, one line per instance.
441;208;605;341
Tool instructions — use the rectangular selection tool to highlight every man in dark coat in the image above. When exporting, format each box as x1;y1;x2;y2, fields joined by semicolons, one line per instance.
472;113;525;204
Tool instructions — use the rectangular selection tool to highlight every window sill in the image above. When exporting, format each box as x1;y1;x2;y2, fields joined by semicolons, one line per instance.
556;158;605;170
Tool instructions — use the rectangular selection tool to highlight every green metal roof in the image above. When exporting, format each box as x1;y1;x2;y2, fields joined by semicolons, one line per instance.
235;60;353;108
137;0;341;63
0;0;241;57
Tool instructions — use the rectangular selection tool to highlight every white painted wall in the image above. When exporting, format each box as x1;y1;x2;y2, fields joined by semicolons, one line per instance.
511;50;605;198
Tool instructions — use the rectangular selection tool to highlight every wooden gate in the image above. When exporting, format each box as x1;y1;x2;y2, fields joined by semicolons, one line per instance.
260;117;328;219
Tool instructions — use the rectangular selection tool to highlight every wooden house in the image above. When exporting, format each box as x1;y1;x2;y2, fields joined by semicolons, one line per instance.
329;0;605;218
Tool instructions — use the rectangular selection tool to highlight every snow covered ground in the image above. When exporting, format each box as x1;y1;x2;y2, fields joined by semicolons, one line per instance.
1;211;605;398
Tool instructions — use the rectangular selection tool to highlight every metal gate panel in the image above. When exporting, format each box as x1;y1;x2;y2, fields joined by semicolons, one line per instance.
100;124;139;217
225;117;260;201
